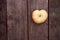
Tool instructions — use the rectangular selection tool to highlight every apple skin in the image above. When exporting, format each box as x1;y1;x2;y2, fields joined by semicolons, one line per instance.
32;10;48;24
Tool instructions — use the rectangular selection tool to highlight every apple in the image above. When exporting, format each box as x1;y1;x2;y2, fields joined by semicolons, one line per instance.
32;10;48;24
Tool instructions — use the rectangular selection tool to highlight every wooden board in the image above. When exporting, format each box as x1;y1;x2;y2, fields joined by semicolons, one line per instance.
28;0;48;40
1;0;60;40
49;0;60;40
0;0;7;40
7;0;28;40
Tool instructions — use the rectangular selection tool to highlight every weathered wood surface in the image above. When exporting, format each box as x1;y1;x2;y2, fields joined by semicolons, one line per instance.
28;0;48;40
49;0;60;40
0;0;7;40
7;0;27;40
1;0;60;40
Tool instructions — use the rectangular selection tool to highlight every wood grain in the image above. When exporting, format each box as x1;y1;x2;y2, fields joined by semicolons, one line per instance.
0;0;7;40
2;0;60;40
7;0;27;40
28;0;48;40
49;0;60;40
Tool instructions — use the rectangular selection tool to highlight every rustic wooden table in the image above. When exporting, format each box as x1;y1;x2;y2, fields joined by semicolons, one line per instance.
0;0;60;40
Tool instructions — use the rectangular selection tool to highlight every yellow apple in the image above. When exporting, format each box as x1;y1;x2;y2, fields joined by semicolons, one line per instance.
32;10;48;24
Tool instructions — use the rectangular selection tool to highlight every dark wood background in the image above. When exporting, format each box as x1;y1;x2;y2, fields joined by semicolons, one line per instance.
0;0;7;40
49;0;60;40
0;0;60;40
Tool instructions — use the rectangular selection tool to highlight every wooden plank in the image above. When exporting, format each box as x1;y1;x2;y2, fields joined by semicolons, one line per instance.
7;0;27;40
49;0;60;40
28;0;48;40
0;0;7;40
